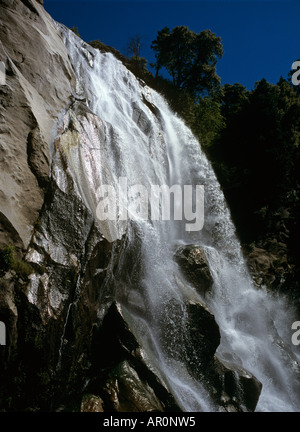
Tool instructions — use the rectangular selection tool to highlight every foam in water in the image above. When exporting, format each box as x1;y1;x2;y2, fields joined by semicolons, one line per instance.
52;22;300;411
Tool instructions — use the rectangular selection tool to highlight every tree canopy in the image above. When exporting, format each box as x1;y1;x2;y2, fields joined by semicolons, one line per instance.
150;26;223;95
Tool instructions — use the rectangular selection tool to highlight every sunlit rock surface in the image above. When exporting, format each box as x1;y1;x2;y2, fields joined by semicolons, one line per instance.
0;0;76;248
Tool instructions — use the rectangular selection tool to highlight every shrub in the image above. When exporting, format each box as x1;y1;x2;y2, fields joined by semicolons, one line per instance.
0;244;32;279
12;260;33;279
0;245;15;276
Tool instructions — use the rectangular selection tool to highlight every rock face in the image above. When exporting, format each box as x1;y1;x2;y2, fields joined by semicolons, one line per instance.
0;275;18;370
0;0;76;249
80;394;104;413
88;302;180;412
242;206;298;303
174;245;213;296
159;298;220;370
206;356;262;412
185;300;221;370
158;296;261;412
0;0;262;412
246;241;291;290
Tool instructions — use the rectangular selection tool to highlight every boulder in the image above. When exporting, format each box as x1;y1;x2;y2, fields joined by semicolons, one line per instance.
158;297;221;379
185;300;221;373
158;296;262;412
206;355;262;412
101;361;164;412
80;394;104;412
174;245;213;295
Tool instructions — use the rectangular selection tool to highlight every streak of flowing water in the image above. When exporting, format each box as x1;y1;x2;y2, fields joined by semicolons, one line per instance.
53;23;300;411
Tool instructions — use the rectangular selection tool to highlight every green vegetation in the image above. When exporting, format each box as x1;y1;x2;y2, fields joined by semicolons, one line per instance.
0;245;14;277
126;34;148;75
0;245;32;279
70;26;80;38
210;79;300;241
210;78;300;296
151;26;223;96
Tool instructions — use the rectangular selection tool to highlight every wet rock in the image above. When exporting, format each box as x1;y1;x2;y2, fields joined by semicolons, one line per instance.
159;297;220;379
206;355;262;412
174;245;213;295
246;243;291;289
185;300;221;372
142;94;160;118
80;394;104;412
102;361;164;412
2;161;118;411
158;296;261;412
0;276;18;368
89;302;180;412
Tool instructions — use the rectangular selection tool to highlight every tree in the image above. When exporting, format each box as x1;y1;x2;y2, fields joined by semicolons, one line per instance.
220;83;250;118
126;34;143;59
126;35;148;76
150;26;223;96
192;95;225;149
70;26;80;38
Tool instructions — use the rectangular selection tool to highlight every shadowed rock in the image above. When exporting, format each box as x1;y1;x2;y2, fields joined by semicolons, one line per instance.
174;245;213;295
158;296;262;412
80;394;104;412
206;355;262;412
89;302;180;412
101;361;164;412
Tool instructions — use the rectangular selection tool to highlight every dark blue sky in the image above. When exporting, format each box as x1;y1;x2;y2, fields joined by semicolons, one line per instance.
44;0;300;90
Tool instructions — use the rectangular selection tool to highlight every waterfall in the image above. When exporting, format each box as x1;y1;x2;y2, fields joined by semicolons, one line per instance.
53;23;300;412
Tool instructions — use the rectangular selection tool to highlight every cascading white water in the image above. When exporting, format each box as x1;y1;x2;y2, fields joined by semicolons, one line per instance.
53;22;300;412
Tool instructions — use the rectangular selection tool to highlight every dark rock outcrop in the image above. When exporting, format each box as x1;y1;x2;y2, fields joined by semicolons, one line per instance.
158;297;220;368
206;356;262;412
243;207;299;308
174;245;213;296
99;360;164;412
185;300;221;372
80;394;104;412
158;296;261;412
88;302;180;412
0;275;18;370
